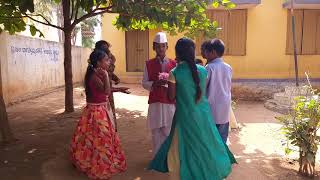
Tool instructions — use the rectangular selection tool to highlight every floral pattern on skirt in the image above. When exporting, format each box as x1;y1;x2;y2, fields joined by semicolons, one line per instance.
70;103;127;179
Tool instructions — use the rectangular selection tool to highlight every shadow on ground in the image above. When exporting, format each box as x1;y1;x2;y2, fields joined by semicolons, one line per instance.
1;86;319;180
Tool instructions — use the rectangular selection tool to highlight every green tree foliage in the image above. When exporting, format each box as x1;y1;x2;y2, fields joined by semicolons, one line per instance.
0;0;42;36
113;0;235;39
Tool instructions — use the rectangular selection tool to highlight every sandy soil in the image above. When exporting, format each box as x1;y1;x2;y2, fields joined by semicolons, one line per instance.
0;84;319;180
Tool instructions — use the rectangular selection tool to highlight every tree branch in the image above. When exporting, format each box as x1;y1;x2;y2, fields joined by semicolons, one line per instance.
95;1;102;10
2;13;64;31
32;14;52;25
74;0;80;21
71;0;75;20
71;6;113;29
24;14;64;30
0;15;25;19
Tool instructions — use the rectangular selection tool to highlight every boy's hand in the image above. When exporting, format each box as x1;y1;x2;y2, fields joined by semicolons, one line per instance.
153;79;167;87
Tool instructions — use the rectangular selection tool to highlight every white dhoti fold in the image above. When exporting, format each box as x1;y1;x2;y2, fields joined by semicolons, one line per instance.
147;102;175;155
230;108;239;129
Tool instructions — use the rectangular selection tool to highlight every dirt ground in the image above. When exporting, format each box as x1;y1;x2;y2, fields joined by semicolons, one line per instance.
0;84;319;180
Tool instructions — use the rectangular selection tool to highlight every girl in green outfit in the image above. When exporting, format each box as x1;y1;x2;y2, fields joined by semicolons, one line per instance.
149;38;236;180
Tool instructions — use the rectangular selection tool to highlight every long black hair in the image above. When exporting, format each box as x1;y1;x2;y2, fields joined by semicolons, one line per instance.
175;37;201;103
85;50;107;98
95;40;111;54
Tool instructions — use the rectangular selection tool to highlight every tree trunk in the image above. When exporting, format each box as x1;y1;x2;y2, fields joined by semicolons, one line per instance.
62;0;74;112
63;30;74;112
299;151;315;177
0;96;15;143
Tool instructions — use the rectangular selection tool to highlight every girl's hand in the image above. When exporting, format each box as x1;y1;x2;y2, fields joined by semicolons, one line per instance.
95;67;108;79
112;87;131;94
114;78;120;85
118;87;130;94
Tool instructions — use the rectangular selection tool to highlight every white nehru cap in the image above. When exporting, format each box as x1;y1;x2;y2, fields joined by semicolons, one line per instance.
153;32;168;43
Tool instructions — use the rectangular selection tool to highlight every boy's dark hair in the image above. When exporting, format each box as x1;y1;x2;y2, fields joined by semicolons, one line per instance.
201;40;210;51
210;39;225;57
95;40;110;49
195;58;203;64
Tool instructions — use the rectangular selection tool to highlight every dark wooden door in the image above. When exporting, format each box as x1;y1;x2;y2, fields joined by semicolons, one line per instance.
125;30;149;72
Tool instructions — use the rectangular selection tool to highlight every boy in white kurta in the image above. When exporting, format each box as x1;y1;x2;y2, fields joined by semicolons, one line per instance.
142;32;176;155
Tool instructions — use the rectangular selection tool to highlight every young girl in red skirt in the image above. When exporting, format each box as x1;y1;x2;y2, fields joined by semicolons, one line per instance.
70;50;127;179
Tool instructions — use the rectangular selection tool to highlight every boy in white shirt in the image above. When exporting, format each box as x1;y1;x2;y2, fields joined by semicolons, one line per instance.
204;39;232;143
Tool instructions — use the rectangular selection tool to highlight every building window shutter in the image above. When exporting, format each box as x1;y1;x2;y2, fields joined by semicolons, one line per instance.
286;10;304;55
195;33;205;56
316;13;320;54
301;10;319;55
228;10;247;56
286;10;320;55
209;10;230;54
196;9;247;56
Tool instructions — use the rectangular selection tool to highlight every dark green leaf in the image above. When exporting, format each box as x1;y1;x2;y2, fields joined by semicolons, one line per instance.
29;25;37;36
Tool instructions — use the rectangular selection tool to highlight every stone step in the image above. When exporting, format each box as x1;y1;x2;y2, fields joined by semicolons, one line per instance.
284;86;310;96
273;92;296;106
266;86;318;114
264;99;291;114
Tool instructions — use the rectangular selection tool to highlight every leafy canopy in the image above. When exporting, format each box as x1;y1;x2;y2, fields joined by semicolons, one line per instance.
1;0;235;39
0;0;42;35
113;0;235;39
